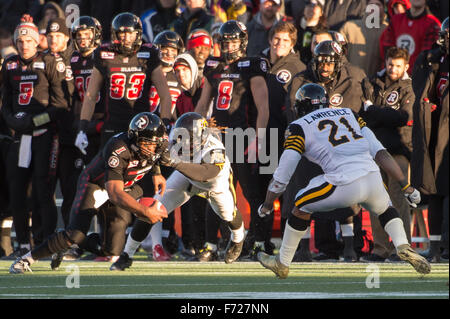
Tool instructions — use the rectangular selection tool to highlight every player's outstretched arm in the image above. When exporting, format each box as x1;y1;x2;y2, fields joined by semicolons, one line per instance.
105;180;167;223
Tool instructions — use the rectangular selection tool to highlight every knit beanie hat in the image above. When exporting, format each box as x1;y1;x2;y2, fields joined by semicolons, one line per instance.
14;14;39;44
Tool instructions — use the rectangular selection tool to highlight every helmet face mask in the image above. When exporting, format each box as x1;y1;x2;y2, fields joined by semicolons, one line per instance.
218;20;248;63
153;31;184;67
294;83;329;118
71;16;102;53
111;12;143;55
171;112;208;159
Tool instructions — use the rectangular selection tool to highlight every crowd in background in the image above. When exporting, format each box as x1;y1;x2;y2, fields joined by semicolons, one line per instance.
0;0;448;264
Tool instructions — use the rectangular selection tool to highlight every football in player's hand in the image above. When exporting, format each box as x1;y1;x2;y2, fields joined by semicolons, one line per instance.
139;197;168;215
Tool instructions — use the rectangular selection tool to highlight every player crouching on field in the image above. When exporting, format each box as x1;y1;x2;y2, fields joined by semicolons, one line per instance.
9;113;169;274
257;83;430;279
110;112;246;270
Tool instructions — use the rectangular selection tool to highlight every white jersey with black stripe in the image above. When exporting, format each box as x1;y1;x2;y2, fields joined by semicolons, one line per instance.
284;107;381;185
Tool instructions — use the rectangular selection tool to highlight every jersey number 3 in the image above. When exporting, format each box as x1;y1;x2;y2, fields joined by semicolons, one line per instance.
318;117;363;147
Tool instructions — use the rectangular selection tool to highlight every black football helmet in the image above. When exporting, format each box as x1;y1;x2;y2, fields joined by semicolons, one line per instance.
438;17;449;55
312;40;343;83
294;83;329;118
171;112;208;157
128;112;167;160
111;12;143;55
218;20;248;63
153;30;184;67
71;16;102;53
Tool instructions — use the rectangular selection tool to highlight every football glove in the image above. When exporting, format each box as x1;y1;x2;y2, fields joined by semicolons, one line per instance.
257;204;273;218
404;187;421;208
75;130;89;155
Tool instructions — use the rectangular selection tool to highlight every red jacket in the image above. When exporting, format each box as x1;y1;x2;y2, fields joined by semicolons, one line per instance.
380;8;441;74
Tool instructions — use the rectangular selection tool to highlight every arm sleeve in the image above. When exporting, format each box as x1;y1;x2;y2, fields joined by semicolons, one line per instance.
103;142;130;182
272;149;302;186
174;162;221;182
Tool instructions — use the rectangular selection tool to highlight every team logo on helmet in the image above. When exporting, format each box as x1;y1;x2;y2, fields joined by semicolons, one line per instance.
50;23;60;32
237;21;246;32
276;70;292;83
329;93;343;107
331;41;342;55
135;115;149;130
386;91;399;107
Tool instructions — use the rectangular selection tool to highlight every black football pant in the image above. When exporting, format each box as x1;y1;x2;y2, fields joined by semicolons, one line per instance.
7;131;58;246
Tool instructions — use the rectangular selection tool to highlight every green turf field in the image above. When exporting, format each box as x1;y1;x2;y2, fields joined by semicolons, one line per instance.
0;254;448;299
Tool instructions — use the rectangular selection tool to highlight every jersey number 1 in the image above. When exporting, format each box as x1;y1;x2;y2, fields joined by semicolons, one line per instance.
318;117;363;147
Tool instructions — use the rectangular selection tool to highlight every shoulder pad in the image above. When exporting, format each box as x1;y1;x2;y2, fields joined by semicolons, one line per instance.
284;123;305;154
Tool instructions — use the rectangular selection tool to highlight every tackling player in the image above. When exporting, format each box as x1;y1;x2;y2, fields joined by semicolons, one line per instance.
9;112;169;273
257;83;430;278
110;112;246;270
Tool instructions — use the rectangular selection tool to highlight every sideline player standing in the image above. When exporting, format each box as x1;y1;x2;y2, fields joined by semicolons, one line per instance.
9;112;169;273
257;83;430;278
1;16;67;257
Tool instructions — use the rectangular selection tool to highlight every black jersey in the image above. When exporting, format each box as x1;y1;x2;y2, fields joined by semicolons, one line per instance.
148;69;182;117
93;43;161;131
83;132;158;189
71;50;105;114
203;56;268;129
1;52;68;135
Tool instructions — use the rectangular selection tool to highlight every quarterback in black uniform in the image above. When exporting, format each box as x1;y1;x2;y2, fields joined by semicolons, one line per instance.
9;112;169;273
1;16;68;257
76;12;172;150
194;20;270;259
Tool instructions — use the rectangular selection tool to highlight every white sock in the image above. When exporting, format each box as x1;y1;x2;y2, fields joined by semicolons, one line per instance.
123;233;142;258
279;223;306;267
230;223;245;243
150;222;163;248
302;227;311;239
384;218;409;248
340;223;354;237
254;241;265;249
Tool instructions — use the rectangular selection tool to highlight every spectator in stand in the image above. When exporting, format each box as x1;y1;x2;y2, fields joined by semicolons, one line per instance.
0;0;41;34
380;0;441;74
360;47;415;262
411;17;449;262
295;0;327;65
323;0;367;31
386;0;411;19
246;0;284;57
339;0;388;77
171;0;216;43
210;0;250;23
186;29;213;76
36;1;65;37
140;0;182;43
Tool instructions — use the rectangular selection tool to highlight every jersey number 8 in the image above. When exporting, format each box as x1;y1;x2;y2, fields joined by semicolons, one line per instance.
216;80;233;110
110;73;146;100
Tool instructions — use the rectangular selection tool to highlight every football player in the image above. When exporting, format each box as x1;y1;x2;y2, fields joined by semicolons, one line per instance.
9;113;169;273
1;16;68;258
75;12;172;150
194;20;270;260
257;83;430;278
110;112;246;270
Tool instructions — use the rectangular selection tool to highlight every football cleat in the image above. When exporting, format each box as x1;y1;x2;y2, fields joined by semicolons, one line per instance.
51;251;65;270
248;244;264;261
224;239;244;264
1;247;29;260
109;252;133;271
397;244;431;274
9;257;32;274
257;252;289;279
196;245;219;262
152;244;171;261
